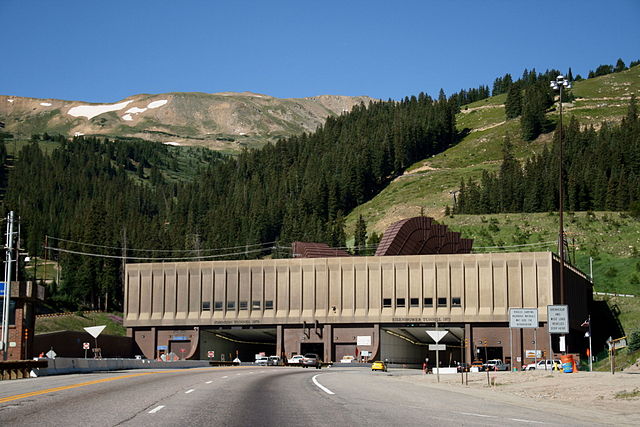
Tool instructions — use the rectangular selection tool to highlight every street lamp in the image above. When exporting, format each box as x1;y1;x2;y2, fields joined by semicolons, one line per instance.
550;75;571;353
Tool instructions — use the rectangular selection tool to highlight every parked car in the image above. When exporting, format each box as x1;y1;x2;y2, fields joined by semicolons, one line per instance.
470;360;485;372
524;359;561;371
301;353;322;369
267;356;281;366
371;361;387;372
254;356;269;366
287;354;304;365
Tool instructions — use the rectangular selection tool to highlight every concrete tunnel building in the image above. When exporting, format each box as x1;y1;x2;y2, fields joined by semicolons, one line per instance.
123;217;592;368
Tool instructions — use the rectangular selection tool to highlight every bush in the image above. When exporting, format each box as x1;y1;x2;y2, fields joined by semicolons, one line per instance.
628;330;640;353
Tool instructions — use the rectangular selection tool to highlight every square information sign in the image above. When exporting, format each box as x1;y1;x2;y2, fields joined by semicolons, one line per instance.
547;305;569;334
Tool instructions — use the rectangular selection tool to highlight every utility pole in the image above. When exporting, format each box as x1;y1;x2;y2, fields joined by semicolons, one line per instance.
2;211;16;360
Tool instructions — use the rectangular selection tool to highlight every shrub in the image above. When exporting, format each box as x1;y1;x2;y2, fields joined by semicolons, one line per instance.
628;330;640;353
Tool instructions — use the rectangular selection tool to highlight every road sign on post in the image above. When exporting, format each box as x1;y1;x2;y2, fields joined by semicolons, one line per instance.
509;308;538;328
207;350;214;358
547;305;569;334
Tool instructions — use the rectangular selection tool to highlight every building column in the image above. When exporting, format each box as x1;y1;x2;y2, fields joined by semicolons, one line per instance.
464;323;472;363
323;324;332;362
276;325;283;359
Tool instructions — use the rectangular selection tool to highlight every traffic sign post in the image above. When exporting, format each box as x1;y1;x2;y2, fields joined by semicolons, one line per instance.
548;305;569;358
509;308;538;371
207;350;215;359
83;342;90;359
426;321;448;383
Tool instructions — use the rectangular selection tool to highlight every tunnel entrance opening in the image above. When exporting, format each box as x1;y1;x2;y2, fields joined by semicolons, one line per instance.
199;327;276;361
300;342;324;358
380;325;465;367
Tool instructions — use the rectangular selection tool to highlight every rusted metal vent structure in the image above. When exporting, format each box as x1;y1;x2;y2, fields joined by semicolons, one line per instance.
292;242;351;258
375;216;473;256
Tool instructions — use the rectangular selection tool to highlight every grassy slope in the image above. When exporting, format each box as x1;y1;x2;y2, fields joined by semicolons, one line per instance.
35;311;126;336
347;66;640;236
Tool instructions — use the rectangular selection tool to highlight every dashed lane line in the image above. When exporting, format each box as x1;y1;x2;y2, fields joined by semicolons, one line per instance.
205;381;213;384
0;366;253;404
460;412;546;424
148;405;165;414
312;374;335;395
185;389;195;394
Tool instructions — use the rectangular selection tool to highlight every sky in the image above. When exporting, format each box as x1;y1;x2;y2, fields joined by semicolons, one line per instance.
1;0;639;103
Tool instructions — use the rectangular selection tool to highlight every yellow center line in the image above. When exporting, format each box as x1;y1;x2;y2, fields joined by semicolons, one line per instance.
0;365;252;404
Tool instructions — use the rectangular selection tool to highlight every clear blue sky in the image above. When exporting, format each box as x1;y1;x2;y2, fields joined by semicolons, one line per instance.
1;0;638;103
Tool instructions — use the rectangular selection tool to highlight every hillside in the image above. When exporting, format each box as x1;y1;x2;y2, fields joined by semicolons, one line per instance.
0;92;374;151
346;65;640;237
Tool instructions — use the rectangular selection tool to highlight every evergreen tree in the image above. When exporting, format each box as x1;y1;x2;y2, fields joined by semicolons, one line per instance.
353;214;368;255
505;85;523;119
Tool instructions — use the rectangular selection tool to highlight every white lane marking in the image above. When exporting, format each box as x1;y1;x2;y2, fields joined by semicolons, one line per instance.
185;389;195;394
312;374;335;395
148;405;165;414
205;381;213;384
249;371;254;374
222;375;228;378
460;412;496;418
509;418;546;424
236;373;242;376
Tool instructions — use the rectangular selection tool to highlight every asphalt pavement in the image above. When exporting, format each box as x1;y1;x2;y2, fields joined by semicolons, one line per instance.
0;366;590;426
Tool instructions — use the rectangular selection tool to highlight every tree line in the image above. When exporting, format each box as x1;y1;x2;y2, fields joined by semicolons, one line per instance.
455;97;640;216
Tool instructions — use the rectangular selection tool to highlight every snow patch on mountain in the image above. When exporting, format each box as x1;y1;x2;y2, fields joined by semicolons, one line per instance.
68;100;133;119
147;100;168;109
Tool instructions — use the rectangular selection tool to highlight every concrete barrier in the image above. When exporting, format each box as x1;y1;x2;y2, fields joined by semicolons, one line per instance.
31;358;210;377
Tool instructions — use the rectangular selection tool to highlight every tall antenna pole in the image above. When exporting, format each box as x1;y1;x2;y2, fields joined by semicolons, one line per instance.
2;211;15;360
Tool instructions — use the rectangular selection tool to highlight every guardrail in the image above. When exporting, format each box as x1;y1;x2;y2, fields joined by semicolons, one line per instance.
0;360;48;381
31;358;210;377
594;292;636;298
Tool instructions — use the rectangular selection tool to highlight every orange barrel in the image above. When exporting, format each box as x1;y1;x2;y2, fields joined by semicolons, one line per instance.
560;354;574;373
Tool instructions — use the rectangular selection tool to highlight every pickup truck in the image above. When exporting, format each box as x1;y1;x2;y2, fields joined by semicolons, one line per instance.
524;359;561;371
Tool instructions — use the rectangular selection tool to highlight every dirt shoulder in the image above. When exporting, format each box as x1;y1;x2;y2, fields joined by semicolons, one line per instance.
392;370;640;426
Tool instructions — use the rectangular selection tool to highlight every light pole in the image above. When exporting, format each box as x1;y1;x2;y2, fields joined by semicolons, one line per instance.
550;75;571;353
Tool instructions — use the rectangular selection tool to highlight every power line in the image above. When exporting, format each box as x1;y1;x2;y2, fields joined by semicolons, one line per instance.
46;235;278;253
44;245;275;262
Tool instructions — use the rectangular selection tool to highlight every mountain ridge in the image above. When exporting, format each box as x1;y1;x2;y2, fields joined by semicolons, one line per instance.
0;91;375;151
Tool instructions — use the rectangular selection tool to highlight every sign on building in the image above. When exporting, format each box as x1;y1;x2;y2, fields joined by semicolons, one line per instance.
509;308;538;328
357;336;372;346
429;344;446;351
547;305;569;334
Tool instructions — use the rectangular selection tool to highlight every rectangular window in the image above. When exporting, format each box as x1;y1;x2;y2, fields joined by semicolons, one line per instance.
424;297;433;307
201;301;211;311
452;297;461;307
252;300;261;310
227;301;236;310
265;300;274;310
383;298;392;308
239;301;248;310
437;297;447;307
396;298;406;307
410;298;419;307
214;301;223;311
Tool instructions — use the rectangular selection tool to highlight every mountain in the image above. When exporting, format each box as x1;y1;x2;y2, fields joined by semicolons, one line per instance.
0;92;374;151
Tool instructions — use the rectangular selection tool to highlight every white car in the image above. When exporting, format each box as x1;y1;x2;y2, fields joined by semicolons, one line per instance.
254;356;269;366
524;359;561;371
287;355;304;365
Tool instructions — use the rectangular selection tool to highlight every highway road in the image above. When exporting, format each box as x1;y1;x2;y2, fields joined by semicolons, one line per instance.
0;366;589;426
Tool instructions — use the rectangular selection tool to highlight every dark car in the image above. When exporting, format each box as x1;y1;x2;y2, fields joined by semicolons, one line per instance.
302;353;322;369
457;363;469;373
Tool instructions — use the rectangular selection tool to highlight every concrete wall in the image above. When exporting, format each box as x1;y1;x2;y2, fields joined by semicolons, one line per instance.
32;357;210;376
125;252;559;328
33;331;134;358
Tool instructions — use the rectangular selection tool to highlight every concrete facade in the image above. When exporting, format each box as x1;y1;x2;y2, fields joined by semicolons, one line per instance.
124;252;592;367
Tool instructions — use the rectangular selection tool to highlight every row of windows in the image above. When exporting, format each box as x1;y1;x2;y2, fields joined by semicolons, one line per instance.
202;300;274;311
202;298;461;311
382;297;461;308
